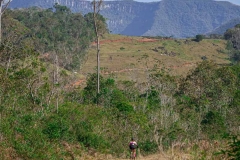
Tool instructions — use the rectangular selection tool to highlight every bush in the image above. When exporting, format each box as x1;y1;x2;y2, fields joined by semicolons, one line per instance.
77;133;110;150
42;117;69;139
201;111;227;139
140;140;158;155
116;102;134;114
195;34;204;42
76;121;110;150
219;135;240;159
120;47;125;50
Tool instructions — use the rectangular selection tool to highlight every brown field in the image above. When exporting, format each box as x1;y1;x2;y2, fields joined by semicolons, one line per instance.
77;34;229;86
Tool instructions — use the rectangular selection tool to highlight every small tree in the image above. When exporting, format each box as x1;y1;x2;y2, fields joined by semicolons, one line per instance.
195;34;204;42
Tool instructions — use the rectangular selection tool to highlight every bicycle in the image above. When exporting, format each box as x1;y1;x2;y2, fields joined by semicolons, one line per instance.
130;148;136;160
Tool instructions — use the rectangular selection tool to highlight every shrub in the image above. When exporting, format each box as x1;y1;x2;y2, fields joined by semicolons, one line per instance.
120;47;125;50
201;111;227;139
140;140;158;155
76;121;110;150
42;117;69;139
77;133;110;150
195;34;204;42
116;102;134;114
219;135;240;159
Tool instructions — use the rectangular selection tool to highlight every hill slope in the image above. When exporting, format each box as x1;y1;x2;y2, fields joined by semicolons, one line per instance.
79;34;229;84
208;18;240;35
9;0;240;38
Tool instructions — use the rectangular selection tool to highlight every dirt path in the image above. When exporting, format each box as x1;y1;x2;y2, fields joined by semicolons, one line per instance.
123;154;168;160
108;152;192;160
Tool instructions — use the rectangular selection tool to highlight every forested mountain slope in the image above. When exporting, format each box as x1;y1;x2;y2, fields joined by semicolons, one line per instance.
10;0;240;38
208;18;240;35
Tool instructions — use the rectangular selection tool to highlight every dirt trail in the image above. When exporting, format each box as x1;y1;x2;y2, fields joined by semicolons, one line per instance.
109;154;171;160
108;152;192;160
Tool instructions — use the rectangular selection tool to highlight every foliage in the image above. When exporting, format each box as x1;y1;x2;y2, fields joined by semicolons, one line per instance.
176;60;239;139
84;12;108;35
219;135;240;160
140;140;158;155
42;116;69;139
0;6;240;158
224;25;240;63
3;5;107;70
83;73;131;110
195;34;204;42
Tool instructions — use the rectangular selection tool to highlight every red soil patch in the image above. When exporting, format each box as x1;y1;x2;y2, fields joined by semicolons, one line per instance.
65;79;85;88
92;37;159;45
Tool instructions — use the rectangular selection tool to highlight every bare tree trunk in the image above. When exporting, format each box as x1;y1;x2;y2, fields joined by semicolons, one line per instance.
92;0;103;96
0;0;11;44
54;55;59;113
0;2;2;44
97;36;100;94
0;0;3;44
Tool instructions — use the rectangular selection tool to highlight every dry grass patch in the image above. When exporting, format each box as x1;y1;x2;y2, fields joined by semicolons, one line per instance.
81;34;230;83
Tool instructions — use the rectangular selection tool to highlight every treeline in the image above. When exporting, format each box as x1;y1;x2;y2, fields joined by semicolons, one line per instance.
0;6;240;160
224;24;240;63
2;4;107;70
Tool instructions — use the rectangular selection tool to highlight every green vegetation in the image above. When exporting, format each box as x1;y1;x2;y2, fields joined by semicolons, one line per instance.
3;4;107;71
195;34;204;42
224;24;240;63
219;135;240;160
0;5;239;160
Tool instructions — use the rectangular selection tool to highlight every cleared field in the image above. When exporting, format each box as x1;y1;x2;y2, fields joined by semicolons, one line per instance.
80;34;230;83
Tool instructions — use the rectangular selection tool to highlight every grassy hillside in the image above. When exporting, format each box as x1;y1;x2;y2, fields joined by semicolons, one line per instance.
80;34;229;84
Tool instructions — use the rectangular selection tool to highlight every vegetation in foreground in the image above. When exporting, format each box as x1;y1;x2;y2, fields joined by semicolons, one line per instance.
0;5;240;160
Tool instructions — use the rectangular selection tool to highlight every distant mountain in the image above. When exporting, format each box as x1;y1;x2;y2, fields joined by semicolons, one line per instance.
9;0;240;38
207;18;240;35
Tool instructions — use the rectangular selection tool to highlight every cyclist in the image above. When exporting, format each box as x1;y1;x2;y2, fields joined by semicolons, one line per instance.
129;138;138;160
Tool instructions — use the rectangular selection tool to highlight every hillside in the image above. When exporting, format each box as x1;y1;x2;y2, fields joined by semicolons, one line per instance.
9;0;240;38
1;34;239;160
208;18;240;35
1;5;240;160
78;34;230;85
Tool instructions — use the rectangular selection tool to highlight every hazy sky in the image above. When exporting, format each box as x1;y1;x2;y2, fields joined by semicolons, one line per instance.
132;0;240;5
215;0;240;5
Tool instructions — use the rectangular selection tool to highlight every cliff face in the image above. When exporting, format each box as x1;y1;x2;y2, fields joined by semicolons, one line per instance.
9;0;240;38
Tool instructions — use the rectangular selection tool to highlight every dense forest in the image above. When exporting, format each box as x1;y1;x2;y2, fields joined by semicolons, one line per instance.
0;4;240;160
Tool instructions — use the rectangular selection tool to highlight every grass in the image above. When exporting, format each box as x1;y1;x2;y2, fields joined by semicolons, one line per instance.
80;34;230;83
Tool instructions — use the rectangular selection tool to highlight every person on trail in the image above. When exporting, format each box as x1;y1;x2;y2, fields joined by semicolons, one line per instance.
129;138;138;159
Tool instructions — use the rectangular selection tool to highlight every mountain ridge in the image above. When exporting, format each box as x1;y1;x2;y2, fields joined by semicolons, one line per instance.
9;0;240;38
207;18;240;35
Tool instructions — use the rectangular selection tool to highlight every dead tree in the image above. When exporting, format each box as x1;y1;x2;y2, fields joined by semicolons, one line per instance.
0;0;11;44
92;0;103;95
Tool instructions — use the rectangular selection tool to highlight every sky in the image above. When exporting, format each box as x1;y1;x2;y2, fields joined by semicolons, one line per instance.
215;0;240;5
132;0;240;5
